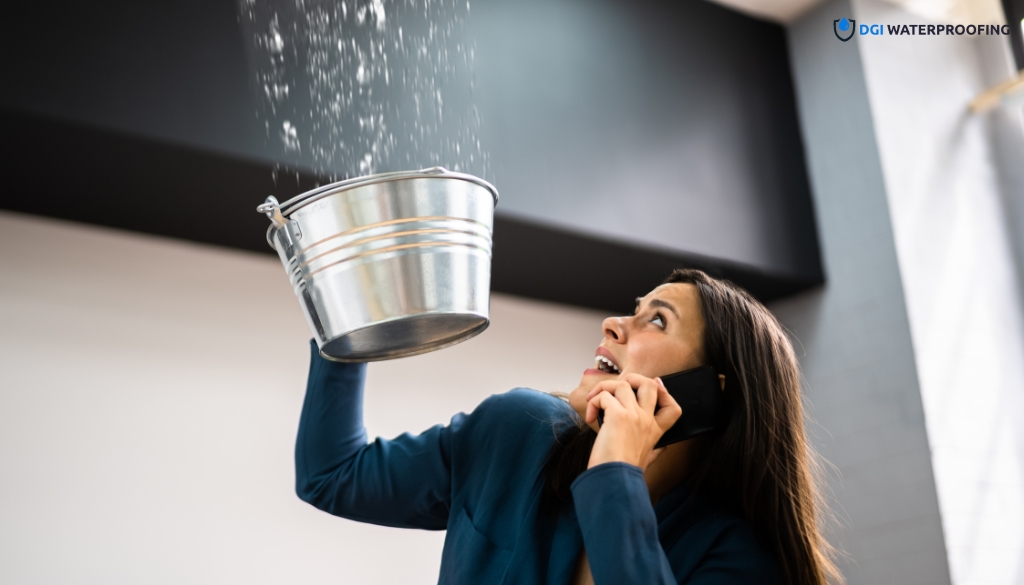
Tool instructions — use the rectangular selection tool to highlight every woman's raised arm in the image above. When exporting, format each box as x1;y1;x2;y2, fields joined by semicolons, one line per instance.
294;340;456;530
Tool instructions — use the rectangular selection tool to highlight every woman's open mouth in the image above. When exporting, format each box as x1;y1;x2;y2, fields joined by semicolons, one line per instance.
594;355;621;374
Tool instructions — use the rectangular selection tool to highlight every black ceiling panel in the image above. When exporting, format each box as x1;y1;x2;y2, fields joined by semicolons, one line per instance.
0;109;820;313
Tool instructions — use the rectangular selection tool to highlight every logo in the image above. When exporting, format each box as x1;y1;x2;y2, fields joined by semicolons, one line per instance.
834;18;856;41
831;18;1010;41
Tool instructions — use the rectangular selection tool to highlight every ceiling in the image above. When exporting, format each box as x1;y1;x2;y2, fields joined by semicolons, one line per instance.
705;0;1008;24
706;0;825;23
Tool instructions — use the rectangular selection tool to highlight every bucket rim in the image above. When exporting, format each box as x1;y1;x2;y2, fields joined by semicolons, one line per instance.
263;167;497;250
277;167;498;216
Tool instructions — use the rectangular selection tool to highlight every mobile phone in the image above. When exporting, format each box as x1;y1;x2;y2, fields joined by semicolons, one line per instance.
596;365;723;448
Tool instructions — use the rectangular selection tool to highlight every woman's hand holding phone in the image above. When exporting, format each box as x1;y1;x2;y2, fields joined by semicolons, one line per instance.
584;373;683;471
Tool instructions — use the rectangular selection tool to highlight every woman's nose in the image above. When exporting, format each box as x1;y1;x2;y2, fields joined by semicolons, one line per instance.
603;316;627;343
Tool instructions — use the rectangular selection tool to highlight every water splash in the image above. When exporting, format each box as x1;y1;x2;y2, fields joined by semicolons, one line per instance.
281;120;300;152
239;0;490;181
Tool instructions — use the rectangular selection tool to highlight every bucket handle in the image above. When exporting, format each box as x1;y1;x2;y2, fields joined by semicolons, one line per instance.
257;196;288;229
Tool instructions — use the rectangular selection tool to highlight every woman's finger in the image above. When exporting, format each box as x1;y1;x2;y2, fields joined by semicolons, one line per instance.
653;380;683;431
587;380;634;407
585;390;622;424
624;374;659;414
630;374;655;411
585;380;622;402
610;379;640;409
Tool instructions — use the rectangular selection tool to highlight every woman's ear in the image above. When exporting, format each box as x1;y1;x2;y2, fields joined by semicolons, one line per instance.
718;374;726;392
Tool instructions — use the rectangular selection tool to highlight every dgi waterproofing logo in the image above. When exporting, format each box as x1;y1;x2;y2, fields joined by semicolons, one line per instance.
832;16;1011;41
834;18;856;41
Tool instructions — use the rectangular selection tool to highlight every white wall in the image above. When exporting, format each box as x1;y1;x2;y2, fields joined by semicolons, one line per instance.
0;211;608;584
852;1;1024;582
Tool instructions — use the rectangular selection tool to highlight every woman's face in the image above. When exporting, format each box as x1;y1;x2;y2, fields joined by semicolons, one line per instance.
569;282;706;424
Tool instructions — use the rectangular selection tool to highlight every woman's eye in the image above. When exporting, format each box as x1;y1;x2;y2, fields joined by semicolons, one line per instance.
650;313;665;328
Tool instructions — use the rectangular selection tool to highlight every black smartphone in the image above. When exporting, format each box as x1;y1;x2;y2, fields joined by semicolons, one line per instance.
596;365;724;448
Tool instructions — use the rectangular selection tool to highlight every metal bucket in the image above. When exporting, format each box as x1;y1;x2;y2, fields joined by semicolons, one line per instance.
257;167;497;362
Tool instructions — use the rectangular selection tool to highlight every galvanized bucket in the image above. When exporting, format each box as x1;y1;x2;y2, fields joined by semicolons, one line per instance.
257;167;498;362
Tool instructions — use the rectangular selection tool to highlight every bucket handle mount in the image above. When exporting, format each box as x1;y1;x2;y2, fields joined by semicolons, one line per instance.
257;196;288;229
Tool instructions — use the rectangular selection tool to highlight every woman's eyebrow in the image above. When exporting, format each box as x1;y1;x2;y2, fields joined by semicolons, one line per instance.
634;297;679;318
648;298;679;318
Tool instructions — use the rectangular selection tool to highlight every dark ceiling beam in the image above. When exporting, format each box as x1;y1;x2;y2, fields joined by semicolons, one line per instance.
0;108;821;313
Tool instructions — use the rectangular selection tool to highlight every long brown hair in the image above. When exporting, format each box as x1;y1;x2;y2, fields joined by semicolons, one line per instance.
544;269;843;585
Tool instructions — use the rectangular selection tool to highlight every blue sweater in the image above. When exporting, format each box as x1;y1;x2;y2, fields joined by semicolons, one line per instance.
295;341;781;584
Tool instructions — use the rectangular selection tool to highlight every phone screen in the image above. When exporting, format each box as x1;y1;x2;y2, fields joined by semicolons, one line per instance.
596;365;723;448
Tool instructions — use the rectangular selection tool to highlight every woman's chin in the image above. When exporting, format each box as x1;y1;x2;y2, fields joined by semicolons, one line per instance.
568;384;588;419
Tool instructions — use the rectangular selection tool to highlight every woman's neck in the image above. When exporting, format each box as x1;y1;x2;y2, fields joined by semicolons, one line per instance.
643;438;700;506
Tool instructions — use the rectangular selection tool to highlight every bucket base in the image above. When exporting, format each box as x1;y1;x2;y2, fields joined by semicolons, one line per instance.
319;313;489;362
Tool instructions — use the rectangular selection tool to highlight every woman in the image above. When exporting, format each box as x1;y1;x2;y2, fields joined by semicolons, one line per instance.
295;269;843;584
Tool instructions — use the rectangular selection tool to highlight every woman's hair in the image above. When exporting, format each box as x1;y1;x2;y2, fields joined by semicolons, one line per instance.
544;268;843;585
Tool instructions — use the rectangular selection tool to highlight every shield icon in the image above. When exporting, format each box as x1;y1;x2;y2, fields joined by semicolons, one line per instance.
833;18;856;41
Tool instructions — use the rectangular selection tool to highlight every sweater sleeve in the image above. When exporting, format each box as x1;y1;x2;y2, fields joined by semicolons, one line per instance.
572;463;779;585
294;340;455;530
571;463;677;584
